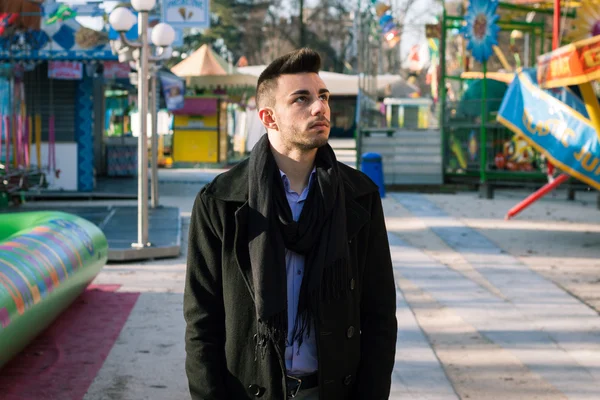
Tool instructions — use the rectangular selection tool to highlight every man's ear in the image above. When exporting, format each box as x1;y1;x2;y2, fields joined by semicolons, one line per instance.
258;107;278;131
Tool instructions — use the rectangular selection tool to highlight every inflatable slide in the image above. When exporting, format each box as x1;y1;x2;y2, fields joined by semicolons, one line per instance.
0;211;107;367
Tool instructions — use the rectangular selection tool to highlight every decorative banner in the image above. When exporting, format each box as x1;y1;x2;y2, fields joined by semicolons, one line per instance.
537;35;600;89
497;69;600;190
0;3;114;61
48;61;83;80
461;0;500;63
45;4;78;25
159;71;185;111
103;61;130;79
162;0;210;29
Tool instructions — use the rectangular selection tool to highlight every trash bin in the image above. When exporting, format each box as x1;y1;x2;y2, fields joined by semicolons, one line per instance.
361;152;385;198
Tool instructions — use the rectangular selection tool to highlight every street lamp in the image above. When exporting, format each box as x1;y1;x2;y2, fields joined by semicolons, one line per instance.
109;1;174;250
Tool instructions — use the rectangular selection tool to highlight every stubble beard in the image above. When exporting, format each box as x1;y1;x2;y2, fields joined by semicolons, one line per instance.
283;124;329;152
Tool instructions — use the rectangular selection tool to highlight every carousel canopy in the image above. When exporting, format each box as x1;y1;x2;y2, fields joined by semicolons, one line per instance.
171;44;256;89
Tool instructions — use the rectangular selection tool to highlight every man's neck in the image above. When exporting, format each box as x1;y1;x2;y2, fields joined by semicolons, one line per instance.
269;140;316;194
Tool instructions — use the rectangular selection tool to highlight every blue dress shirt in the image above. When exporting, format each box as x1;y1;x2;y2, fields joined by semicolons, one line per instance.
279;169;318;376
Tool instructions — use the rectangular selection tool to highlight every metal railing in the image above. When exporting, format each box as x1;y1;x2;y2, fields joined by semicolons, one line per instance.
443;99;547;183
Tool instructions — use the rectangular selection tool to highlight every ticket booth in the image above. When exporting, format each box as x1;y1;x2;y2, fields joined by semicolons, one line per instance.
172;96;227;164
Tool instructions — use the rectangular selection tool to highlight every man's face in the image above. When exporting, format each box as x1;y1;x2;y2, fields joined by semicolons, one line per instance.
270;72;331;151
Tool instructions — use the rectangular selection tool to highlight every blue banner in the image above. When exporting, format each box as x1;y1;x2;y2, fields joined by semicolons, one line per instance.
159;72;185;111
497;69;600;190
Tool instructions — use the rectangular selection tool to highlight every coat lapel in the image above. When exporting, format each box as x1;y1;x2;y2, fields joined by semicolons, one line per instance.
234;201;256;301
345;196;370;241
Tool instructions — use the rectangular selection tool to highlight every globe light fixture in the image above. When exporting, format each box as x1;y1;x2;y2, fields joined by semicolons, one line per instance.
151;23;176;47
108;7;136;32
131;0;156;12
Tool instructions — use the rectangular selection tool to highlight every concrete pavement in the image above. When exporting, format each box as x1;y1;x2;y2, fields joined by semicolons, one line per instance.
18;175;600;399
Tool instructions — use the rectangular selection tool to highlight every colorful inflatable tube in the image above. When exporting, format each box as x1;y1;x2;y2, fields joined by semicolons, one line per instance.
0;211;108;367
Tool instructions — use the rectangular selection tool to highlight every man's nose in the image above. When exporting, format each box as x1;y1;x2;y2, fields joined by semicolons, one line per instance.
311;99;327;116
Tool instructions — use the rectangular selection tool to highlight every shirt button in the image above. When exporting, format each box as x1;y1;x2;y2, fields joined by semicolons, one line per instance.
350;278;355;291
297;269;302;275
347;326;355;338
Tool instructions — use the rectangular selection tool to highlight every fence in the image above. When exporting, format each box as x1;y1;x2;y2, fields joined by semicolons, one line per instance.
442;96;548;185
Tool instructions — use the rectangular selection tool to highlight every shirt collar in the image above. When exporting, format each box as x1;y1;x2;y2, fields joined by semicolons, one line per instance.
279;167;317;195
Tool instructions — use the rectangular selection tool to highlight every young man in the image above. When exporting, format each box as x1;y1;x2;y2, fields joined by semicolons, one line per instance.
184;48;397;400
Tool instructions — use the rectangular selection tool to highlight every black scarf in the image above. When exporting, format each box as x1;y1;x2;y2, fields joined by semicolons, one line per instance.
248;134;350;356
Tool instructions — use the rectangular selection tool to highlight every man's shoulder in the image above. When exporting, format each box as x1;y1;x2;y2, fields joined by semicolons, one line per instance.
196;158;377;202
337;162;379;199
199;158;249;203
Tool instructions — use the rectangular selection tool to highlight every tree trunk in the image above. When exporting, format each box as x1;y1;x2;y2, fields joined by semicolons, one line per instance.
299;0;305;47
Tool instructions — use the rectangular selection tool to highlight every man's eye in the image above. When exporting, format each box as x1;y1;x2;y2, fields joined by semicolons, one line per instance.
294;97;307;103
320;95;329;101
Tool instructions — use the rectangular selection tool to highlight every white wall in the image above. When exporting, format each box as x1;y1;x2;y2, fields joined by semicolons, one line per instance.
32;142;79;191
130;110;172;137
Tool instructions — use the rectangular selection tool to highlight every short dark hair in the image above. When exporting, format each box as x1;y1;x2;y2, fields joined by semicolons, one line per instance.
256;48;322;108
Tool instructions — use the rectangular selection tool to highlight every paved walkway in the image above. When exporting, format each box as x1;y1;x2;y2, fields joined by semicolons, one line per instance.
386;193;600;400
18;180;600;399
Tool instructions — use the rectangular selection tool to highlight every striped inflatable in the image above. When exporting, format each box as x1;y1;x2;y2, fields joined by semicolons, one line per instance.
0;211;108;367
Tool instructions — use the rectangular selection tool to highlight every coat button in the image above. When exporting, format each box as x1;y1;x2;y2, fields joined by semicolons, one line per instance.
248;384;264;397
343;375;353;385
347;326;355;338
350;278;355;291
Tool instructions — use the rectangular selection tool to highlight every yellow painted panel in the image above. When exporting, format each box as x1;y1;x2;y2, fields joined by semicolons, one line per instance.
173;114;218;128
173;130;219;163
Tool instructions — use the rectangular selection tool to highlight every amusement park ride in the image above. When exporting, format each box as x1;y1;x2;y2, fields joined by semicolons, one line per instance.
450;0;600;219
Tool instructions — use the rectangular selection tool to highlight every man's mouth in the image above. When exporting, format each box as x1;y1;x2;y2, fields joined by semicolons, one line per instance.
310;121;330;128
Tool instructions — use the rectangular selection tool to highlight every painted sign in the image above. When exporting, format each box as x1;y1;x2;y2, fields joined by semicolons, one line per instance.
537;35;600;89
103;61;130;79
498;69;600;190
48;61;83;79
162;0;210;28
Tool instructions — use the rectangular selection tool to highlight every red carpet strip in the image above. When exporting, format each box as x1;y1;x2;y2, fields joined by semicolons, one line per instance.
0;284;140;400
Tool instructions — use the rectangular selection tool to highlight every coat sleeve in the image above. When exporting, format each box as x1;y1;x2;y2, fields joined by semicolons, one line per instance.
184;191;228;399
354;194;397;399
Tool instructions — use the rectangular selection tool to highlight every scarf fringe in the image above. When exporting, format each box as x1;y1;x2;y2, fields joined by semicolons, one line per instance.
255;311;287;360
321;258;350;303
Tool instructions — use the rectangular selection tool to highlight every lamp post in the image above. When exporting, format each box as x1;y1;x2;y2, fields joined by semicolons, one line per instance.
150;66;159;209
149;27;174;209
109;1;175;249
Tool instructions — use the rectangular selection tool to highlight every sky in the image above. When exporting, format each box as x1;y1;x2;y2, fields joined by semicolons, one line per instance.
394;0;442;67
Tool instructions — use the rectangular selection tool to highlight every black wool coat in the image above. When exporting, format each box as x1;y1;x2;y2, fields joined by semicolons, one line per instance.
184;158;397;400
